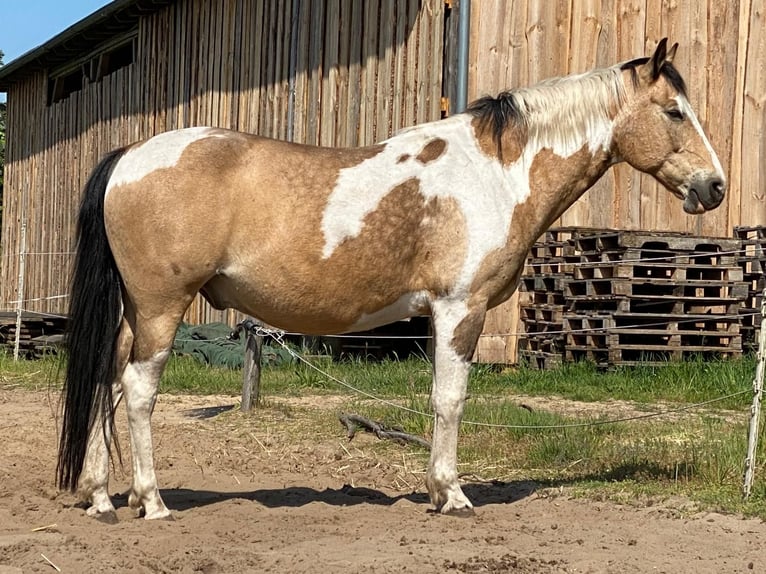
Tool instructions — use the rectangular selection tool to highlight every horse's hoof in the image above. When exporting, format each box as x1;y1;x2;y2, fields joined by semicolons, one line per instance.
93;510;119;524
441;505;476;518
141;508;175;521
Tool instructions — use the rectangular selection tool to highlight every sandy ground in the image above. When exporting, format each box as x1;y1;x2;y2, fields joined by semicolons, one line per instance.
1;386;765;574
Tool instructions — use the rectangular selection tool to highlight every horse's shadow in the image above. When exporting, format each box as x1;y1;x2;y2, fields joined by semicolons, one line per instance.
112;480;539;512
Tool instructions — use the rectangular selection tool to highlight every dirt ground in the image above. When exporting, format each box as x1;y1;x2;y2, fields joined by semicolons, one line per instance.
1;386;764;574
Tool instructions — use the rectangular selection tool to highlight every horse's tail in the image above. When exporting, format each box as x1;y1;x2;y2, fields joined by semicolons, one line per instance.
57;147;127;491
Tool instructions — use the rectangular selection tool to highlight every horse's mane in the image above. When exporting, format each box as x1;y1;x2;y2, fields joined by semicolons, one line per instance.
467;59;686;158
620;58;687;97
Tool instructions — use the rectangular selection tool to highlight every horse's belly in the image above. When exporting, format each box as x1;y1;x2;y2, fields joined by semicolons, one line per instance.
201;272;430;335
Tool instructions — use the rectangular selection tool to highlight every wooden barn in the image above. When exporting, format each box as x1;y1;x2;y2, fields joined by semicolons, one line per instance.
0;0;764;362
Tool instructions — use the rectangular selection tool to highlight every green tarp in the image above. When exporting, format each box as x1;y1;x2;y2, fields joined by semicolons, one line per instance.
173;322;294;369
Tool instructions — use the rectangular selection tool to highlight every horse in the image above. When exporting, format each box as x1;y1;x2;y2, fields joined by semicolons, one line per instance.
57;38;725;521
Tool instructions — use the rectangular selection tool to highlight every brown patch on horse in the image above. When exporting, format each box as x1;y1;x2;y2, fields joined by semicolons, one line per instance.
416;139;448;165
397;153;411;163
470;116;527;166
469;145;613;310
294;178;467;331
450;306;487;361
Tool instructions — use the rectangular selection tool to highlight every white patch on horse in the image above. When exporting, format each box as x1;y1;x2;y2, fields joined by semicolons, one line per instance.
107;127;224;194
321;112;613;294
122;349;171;519
345;291;430;332
676;95;726;182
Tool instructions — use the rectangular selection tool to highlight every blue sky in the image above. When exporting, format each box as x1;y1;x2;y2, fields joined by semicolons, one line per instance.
1;0;110;63
1;0;109;100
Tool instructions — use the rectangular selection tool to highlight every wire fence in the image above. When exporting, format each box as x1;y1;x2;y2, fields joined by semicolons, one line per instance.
2;242;763;340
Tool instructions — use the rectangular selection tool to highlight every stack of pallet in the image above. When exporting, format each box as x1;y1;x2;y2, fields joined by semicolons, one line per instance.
734;225;766;351
518;228;579;369
0;311;67;358
519;228;747;368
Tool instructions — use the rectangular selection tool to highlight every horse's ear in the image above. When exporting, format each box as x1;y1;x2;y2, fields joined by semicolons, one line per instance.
665;42;679;64
649;38;669;80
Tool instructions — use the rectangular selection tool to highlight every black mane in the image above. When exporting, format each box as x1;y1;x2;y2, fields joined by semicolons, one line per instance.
465;91;524;157
620;58;688;97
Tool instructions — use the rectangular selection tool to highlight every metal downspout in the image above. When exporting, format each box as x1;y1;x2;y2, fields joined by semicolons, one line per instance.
455;0;471;112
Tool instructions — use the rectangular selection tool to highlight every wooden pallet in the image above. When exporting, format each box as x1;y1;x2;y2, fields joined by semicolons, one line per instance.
567;297;743;316
574;260;743;282
522;227;749;368
0;311;67;357
519;349;563;370
733;226;766;351
573;229;741;254
564;277;748;302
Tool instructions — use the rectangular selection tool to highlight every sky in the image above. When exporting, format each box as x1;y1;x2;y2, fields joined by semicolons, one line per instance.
0;0;111;99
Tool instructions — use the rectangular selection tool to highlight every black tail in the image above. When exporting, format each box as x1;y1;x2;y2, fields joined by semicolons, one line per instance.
57;147;127;491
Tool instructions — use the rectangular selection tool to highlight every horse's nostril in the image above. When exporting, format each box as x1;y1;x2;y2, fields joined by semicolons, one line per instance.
710;178;725;201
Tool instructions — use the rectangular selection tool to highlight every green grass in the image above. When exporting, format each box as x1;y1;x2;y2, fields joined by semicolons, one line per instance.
2;349;764;518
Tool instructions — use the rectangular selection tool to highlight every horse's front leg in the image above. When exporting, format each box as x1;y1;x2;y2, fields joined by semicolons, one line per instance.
426;299;486;515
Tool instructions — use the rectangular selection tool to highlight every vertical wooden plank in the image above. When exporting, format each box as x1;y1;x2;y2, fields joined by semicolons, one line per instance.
391;0;408;131
271;0;284;137
583;0;616;229
427;0;444;120
377;0;395;139
293;0;311;143
335;0;352;146
740;0;766;227
510;0;531;90
321;0;340;146
360;0;380;145
260;0;275;136
403;0;419;126
559;0;600;227
250;0;267;134
694;0;731;237
344;0;363;145
305;0;325;144
728;0;752;232
612;0;646;230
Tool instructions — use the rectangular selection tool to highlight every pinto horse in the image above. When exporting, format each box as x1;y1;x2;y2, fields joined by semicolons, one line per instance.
58;39;725;521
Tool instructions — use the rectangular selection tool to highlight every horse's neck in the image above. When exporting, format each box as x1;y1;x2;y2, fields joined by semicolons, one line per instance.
506;133;616;253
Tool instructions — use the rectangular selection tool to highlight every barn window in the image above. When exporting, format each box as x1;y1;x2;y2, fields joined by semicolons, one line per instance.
94;38;135;80
47;34;136;106
47;68;84;105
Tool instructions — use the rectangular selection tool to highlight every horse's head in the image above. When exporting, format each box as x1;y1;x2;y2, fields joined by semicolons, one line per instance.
613;39;726;214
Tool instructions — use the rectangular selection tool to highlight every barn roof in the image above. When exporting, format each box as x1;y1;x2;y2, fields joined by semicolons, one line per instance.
0;0;174;90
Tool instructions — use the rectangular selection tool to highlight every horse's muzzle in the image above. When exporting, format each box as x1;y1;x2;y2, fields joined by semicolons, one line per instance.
683;175;726;214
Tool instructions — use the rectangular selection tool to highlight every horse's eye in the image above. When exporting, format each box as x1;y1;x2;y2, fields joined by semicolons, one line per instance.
665;108;685;121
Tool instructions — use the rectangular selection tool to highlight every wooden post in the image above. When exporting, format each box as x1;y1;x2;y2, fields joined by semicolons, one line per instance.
241;326;264;412
13;221;27;361
743;286;766;498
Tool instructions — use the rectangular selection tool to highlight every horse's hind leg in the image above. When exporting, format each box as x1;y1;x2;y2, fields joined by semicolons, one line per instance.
77;318;133;521
122;310;181;520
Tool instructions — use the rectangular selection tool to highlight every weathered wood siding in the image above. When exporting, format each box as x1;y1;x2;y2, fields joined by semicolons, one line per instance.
4;0;764;364
0;0;444;325
472;0;766;364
